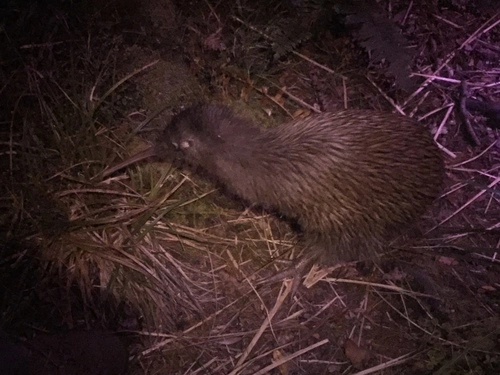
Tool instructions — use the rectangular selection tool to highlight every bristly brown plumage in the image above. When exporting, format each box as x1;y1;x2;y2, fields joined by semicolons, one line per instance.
155;104;444;262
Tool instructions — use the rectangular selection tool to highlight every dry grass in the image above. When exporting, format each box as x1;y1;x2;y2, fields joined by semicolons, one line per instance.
0;0;499;374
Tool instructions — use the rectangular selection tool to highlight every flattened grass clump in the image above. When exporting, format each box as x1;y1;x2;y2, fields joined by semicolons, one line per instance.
0;0;221;335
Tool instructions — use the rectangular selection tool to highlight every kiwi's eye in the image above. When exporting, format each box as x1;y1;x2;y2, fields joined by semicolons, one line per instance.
179;140;191;150
171;142;179;150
